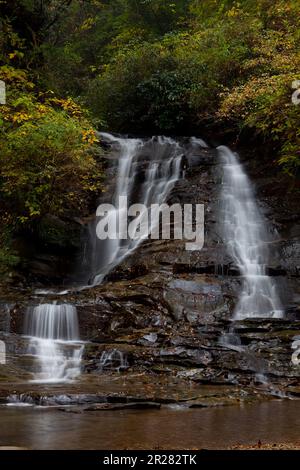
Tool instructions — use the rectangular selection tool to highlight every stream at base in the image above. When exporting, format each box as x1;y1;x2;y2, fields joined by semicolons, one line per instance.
0;400;299;449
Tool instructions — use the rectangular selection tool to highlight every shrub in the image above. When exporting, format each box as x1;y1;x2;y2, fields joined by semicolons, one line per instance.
0;66;103;273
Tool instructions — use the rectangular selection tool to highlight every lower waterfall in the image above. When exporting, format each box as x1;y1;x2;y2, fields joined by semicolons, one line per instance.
24;304;83;383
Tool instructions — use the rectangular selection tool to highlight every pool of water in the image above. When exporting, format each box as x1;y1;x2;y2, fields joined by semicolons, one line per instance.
0;400;299;449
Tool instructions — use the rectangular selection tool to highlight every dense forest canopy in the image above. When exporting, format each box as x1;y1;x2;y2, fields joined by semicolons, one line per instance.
0;0;300;275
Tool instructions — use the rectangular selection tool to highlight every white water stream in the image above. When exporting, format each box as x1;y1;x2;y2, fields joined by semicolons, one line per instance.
219;145;283;319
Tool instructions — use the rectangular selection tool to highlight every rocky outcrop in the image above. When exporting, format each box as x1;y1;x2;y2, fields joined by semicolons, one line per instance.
0;140;299;407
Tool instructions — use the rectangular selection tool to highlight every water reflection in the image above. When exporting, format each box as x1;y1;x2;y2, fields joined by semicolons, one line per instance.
0;400;299;449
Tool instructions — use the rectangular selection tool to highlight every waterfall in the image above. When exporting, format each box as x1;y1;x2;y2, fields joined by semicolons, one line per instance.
98;349;128;372
24;304;83;383
190;136;209;149
218;146;283;319
88;133;183;285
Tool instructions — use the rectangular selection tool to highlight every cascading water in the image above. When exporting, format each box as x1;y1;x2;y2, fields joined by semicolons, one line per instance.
217;145;285;393
24;304;83;383
32;134;184;384
218;145;283;319
88;133;183;286
98;349;128;372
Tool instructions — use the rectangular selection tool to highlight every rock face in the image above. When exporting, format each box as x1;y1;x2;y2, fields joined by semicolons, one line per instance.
0;140;299;406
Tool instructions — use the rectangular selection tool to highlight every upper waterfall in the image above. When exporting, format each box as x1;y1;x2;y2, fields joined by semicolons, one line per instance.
87;133;184;286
